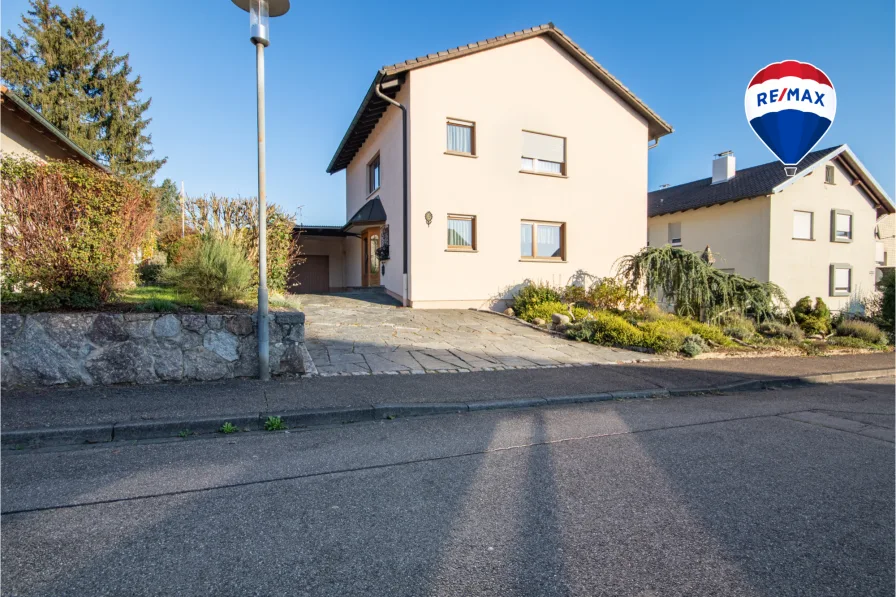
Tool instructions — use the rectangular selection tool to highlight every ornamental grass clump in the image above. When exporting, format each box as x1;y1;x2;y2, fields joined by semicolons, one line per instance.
616;245;789;322
757;320;805;342
167;236;254;304
719;313;757;341
835;319;886;344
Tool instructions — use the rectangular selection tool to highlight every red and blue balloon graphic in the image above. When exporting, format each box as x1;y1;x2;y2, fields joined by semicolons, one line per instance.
745;60;836;172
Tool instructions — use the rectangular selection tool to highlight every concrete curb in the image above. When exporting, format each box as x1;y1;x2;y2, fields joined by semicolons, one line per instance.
3;368;892;449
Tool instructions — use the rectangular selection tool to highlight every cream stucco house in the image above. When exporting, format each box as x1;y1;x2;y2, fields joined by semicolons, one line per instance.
647;145;894;311
293;23;672;307
1;85;107;171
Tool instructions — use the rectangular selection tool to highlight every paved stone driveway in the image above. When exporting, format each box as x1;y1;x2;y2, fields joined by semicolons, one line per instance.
301;292;656;376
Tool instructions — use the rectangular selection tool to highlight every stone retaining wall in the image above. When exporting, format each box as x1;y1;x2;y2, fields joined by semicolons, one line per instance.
1;311;313;389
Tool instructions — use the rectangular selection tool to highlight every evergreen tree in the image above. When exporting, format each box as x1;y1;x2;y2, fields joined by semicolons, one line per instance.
1;0;165;183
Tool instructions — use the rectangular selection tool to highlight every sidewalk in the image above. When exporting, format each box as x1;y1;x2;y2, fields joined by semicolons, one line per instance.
3;353;893;446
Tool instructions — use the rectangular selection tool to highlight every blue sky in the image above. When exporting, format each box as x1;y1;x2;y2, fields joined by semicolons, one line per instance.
2;0;893;224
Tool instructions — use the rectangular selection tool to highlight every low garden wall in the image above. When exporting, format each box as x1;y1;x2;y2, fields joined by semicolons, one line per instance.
1;311;313;389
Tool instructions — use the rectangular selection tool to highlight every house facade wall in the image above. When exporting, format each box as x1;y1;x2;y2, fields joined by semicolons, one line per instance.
404;36;651;309
343;85;410;297
768;158;880;310
647;197;772;282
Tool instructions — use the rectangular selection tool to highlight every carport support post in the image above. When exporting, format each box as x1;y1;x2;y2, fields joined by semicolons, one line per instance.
256;41;270;381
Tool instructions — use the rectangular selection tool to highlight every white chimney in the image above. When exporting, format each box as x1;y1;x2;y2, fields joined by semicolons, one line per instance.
712;151;736;184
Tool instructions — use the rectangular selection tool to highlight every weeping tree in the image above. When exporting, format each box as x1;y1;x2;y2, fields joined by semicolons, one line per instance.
616;245;790;322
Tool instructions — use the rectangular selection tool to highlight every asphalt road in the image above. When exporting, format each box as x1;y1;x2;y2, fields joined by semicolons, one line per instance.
2;377;893;596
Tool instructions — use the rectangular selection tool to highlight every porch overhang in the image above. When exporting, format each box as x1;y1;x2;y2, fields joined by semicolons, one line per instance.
343;196;387;233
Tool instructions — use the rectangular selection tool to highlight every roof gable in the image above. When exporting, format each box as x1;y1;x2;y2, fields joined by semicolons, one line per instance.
327;23;672;174
1;85;108;172
648;145;895;218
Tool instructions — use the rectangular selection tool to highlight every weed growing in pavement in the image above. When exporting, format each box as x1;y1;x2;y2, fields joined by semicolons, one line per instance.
219;422;239;434
264;416;287;431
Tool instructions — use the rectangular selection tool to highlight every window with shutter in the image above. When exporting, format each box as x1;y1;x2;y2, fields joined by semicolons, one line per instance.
520;131;566;175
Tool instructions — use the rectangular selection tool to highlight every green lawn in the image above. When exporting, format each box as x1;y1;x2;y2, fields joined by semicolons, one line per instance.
115;285;205;312
115;285;301;313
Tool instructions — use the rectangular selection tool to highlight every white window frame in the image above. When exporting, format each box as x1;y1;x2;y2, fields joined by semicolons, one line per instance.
825;164;836;184
792;210;814;240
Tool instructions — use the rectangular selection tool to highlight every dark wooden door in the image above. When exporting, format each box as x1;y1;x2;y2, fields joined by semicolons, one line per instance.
289;255;329;294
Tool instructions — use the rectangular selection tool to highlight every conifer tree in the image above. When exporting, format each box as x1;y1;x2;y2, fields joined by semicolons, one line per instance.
2;0;165;182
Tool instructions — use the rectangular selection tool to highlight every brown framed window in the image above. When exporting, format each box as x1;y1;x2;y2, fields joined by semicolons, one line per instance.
446;119;475;155
521;131;566;175
447;215;476;250
520;220;565;260
367;153;381;194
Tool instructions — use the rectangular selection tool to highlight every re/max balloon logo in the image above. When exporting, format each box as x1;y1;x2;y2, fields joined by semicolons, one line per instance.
754;88;826;107
744;60;837;171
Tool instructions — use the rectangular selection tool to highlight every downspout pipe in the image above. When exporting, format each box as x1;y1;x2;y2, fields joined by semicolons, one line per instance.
374;78;409;307
648;137;660;150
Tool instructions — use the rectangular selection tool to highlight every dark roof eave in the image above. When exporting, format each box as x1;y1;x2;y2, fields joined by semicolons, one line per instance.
326;71;384;174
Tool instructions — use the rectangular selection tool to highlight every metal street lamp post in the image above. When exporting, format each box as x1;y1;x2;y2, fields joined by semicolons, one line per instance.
231;0;289;381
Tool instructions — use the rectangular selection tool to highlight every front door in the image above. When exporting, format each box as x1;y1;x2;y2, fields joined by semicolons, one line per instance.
361;228;381;287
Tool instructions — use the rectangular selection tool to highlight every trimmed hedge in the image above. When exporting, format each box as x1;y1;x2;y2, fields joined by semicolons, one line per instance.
1;156;155;310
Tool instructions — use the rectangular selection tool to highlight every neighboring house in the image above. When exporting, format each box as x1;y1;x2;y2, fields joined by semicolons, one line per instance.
294;23;672;307
647;145;895;310
0;85;107;171
875;213;895;279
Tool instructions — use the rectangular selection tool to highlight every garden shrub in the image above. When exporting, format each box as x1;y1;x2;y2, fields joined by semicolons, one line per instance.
680;334;708;357
514;283;561;317
685;320;732;346
639;319;692;353
517;300;568;324
758;321;805;342
566;311;643;347
835;319;886;344
616;245;789;322
565;276;650;312
826;336;886;350
167;236;254;304
877;270;895;338
792;296;832;336
180;195;300;294
719;313;756;341
1;156;155;310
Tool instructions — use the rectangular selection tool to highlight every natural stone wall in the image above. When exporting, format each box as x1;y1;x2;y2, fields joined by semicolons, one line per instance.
1;311;313;389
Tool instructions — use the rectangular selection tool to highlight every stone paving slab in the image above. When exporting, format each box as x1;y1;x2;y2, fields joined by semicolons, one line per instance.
301;292;656;376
